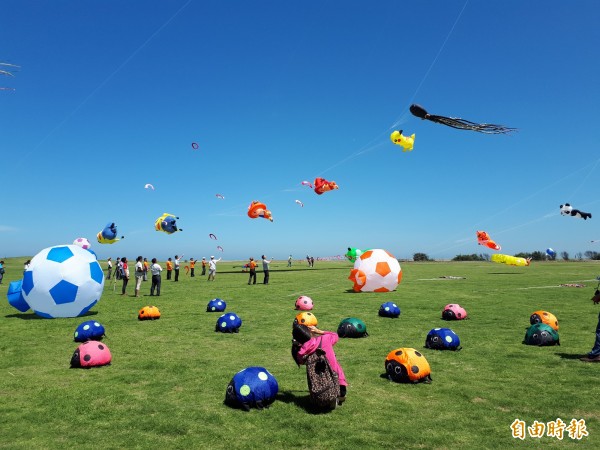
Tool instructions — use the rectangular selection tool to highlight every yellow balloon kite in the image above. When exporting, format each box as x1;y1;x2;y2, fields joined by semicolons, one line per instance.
491;254;531;267
390;130;415;152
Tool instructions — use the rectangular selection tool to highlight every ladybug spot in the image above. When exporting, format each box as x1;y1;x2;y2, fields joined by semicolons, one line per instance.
84;354;91;361
98;344;104;350
411;365;420;374
415;351;422;357
394;350;403;356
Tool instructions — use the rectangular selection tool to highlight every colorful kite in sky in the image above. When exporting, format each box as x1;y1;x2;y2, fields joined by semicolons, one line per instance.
410;104;515;134
476;231;501;251
97;222;123;244
155;213;182;234
390;130;415;151
314;177;339;195
247;201;273;222
295;200;304;207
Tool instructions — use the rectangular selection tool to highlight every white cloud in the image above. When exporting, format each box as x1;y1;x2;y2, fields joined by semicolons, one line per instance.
0;225;17;232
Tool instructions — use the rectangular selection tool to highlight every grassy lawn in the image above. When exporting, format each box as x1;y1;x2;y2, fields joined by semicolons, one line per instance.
1;258;599;449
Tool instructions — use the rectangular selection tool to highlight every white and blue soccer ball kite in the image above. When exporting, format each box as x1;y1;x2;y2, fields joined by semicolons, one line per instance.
20;245;105;318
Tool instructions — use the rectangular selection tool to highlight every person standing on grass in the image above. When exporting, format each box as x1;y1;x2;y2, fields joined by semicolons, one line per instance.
120;257;129;295
106;257;112;280
248;257;257;285
189;258;196;277
208;255;221;281
134;256;144;297
166;258;173;280
174;254;183;281
0;260;5;284
150;258;163;296
114;257;122;280
201;257;207;276
262;255;272;284
143;258;149;281
287;255;292;267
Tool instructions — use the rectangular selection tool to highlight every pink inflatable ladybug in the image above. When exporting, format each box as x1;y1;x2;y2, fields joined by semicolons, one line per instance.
294;296;313;311
442;304;468;320
70;341;112;368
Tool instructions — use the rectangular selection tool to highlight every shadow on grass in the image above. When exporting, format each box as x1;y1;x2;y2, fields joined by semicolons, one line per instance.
5;310;98;320
276;390;336;415
555;352;586;360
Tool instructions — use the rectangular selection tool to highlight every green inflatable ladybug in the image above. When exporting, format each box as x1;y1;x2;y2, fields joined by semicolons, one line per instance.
337;317;368;338
524;323;559;346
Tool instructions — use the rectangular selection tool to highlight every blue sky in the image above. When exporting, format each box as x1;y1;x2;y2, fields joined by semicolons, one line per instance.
1;0;599;262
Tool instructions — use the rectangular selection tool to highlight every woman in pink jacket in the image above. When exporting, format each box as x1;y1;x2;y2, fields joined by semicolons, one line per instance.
292;323;348;403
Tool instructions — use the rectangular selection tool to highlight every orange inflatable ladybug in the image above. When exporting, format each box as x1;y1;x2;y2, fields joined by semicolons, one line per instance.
385;347;432;383
530;310;558;331
294;312;318;327
138;305;161;320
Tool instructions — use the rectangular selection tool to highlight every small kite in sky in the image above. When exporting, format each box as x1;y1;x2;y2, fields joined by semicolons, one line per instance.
209;233;217;240
295;200;304;207
216;194;225;199
477;231;501;251
410;104;516;134
314;177;339;195
97;222;123;244
301;180;313;188
144;183;155;190
248;201;273;222
155;213;182;234
191;142;199;150
217;246;224;252
390;130;415;151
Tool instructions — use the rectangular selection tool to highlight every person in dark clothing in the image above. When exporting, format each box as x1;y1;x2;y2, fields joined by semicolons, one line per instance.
248;257;257;285
262;255;272;284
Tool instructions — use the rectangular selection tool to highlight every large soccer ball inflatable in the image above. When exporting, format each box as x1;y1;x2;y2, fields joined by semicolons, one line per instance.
348;249;402;292
294;296;313;311
70;341;112;368
337;317;368;338
73;237;91;250
379;302;401;318
530;310;559;331
425;328;461;350
442;304;467;321
524;323;560;346
385;348;432;383
20;245;104;318
224;366;279;411
216;313;242;333
207;298;227;312
74;320;106;342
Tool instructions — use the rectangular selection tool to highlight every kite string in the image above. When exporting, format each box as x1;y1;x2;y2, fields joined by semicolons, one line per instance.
13;0;193;170
568;156;600;200
389;0;469;130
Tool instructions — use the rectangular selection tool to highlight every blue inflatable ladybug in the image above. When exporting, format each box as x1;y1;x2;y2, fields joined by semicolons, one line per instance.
216;313;242;333
425;328;461;350
224;366;279;411
74;320;106;342
379;302;401;318
207;298;227;312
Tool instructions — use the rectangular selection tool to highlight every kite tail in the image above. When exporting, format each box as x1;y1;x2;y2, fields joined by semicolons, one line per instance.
434;116;516;134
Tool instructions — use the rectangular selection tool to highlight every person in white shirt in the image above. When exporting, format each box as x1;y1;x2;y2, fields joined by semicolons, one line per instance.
262;255;272;284
174;254;184;282
134;256;144;297
150;258;163;296
208;255;221;281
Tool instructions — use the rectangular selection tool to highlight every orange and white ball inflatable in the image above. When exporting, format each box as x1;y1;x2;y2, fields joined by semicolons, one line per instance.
348;249;402;292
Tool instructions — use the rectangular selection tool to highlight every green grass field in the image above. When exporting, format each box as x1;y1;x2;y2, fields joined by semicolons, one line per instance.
1;258;599;449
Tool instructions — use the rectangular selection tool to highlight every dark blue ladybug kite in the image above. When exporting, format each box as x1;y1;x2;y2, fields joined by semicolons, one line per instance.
224;366;279;411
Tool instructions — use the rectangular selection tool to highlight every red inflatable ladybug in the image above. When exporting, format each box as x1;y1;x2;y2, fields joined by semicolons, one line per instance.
70;341;112;368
